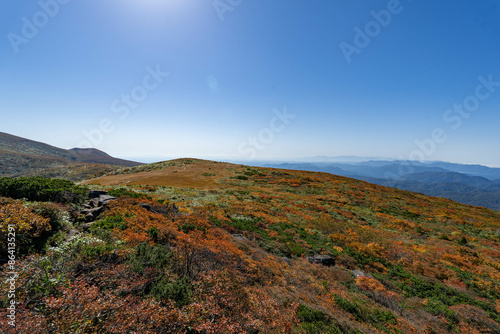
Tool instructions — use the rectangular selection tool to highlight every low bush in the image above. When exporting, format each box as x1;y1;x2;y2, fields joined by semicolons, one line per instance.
107;187;145;199
0;177;87;204
128;243;173;272
151;276;192;307
91;215;127;231
297;304;343;334
231;175;248;180
179;224;206;233
0;202;52;261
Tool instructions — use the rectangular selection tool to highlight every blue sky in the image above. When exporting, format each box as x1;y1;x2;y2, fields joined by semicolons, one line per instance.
1;0;500;166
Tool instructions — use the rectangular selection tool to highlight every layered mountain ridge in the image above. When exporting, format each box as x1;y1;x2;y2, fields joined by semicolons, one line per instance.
0;132;141;180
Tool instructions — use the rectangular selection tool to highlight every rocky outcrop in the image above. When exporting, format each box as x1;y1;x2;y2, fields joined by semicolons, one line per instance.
139;202;179;215
80;191;179;225
81;191;117;222
307;254;335;266
351;270;373;278
81;207;104;221
89;190;108;198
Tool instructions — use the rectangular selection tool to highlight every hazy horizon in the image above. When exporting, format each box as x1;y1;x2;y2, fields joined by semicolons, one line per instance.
2;1;500;166
4;129;500;168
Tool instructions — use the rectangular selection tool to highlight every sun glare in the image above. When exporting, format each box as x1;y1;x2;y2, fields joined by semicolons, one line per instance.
125;0;186;11
109;0;195;30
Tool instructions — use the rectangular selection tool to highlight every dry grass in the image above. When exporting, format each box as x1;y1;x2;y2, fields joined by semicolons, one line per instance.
83;158;248;190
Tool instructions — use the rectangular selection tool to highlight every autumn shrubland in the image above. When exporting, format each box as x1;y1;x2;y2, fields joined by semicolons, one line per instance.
1;158;499;333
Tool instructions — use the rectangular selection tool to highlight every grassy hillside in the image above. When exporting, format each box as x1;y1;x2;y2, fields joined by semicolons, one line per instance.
1;159;499;333
0;132;141;181
266;162;500;210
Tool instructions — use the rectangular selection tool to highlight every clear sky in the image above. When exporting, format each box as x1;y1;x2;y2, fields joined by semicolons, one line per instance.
1;0;500;165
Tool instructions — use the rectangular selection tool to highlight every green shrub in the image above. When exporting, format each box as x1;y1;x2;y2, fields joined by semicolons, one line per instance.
297;304;329;323
334;295;364;322
79;242;116;259
371;309;397;325
30;202;72;252
231;175;248;180
344;247;389;268
227;216;261;232
90;228;113;244
424;299;459;329
389;264;500;327
46;231;67;248
31;202;69;232
49;234;107;258
458;236;468;246
128;243;173;272
147;227;160;242
92;215;127;231
107;187;144;199
179;224;206;233
0;177;87;204
377;206;420;220
151;276;192;307
287;242;306;256
208;216;222;227
334;295;399;333
297;304;343;334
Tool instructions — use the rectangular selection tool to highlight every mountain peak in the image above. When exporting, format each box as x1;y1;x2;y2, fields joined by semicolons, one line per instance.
0;132;142;180
69;148;113;158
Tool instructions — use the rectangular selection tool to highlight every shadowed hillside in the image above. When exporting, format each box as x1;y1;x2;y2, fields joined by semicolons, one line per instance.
0;132;142;181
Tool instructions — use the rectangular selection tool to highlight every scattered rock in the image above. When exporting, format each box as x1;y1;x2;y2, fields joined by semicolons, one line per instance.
81;191;177;223
80;191;116;222
66;228;80;241
351;270;373;278
231;233;247;241
89;190;108;198
140;202;179;215
307;254;335;266
168;203;179;215
81;222;94;231
88;198;100;208
81;207;104;221
98;195;117;206
140;203;151;211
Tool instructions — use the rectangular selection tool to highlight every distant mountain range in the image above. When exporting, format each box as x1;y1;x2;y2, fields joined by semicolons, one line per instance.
261;160;500;211
0;132;142;181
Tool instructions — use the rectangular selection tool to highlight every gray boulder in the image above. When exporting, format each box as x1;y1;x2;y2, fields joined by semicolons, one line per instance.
89;190;108;198
307;254;335;266
81;207;104;221
351;270;373;278
80;191;117;222
98;195;117;206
